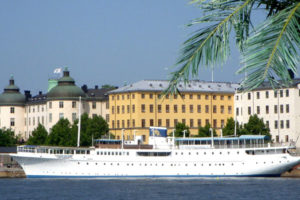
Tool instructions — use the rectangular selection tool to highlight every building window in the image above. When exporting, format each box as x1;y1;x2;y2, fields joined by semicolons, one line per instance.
141;94;145;99
285;135;289;142
122;105;125;113
221;120;225;128
59;113;64;119
213;105;217;113
190;105;193;113
280;90;283;97
49;113;52;123
150;119;154;126
213;119;217;128
132;105;135;113
236;108;239;116
59;101;64;108
10;107;14;113
127;105;130;113
248;93;251;100
174;119;178;126
132;119;135;127
286;104;289;113
117;95;119;100
190;119;194;128
228;96;231;100
286;89;289;97
197;105;201;113
49;102;52;109
248;107;251;115
132;94;135;99
280;120;284;129
92;102;96;109
112;95;115;100
182;105;186;113
189;94;193;99
10;118;15;126
213;95;217;100
122;95;124;100
274;105;278;114
174;105;178;113
112;106;115;114
228;106;232;114
280;105;284;113
106;114;109;122
265;91;269;98
221;95;224;100
205;95;209;100
166;119;170;127
266;120;269;128
112;120;115;129
166;105;170;113
33;117;35;126
149;104;154;113
181;94;185;99
141;104;145;113
166;94;169;99
158;105;162;113
117;120;120;128
274;120;278;129
257;106;260;114
197;119;201;127
197;94;201;99
174;94;178;99
122;120;125;128
149;94;153;99
274;91;278;98
256;92;260;99
117;106;120;114
72;101;76;108
158;119;162;127
182;119;186;125
266;105;269;114
205;105;209;113
205;119;209;126
42;116;44;125
127;94;130;99
286;120;290;129
141;119;146;128
72;113;77;122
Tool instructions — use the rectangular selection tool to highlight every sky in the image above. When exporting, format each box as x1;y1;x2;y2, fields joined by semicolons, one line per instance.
0;0;263;95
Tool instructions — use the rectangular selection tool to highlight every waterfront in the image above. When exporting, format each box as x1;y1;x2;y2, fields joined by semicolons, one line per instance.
0;178;300;200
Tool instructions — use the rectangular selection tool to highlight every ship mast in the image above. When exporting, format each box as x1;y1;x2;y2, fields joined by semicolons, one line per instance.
77;96;81;147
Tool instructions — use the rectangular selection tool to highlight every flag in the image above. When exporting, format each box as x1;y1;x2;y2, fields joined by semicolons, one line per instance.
54;68;62;74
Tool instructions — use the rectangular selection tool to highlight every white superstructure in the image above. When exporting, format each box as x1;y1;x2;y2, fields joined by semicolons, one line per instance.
11;130;300;178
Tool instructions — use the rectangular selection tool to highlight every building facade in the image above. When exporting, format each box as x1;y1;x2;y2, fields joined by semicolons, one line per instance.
0;69;112;139
109;80;238;143
235;79;300;147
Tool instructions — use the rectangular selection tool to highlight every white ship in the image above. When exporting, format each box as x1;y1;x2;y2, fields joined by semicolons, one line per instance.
11;127;300;178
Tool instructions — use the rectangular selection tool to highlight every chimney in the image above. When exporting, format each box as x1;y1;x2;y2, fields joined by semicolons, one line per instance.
24;90;31;100
95;85;98;89
39;91;42;95
81;84;88;93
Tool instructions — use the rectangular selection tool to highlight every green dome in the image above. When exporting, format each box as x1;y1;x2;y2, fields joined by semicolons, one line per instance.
47;69;86;100
0;77;26;106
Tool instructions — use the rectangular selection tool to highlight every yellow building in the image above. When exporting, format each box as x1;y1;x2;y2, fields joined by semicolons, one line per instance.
108;80;238;143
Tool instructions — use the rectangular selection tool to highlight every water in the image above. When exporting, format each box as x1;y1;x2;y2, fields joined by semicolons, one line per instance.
0;178;300;200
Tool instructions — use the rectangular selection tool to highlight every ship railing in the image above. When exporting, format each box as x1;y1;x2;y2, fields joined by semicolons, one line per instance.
17;146;92;155
177;143;294;150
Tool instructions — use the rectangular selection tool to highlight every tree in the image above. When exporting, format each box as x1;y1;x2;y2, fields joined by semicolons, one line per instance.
174;122;190;137
222;117;243;136
0;128;17;146
27;124;48;145
167;0;300;92
198;124;217;137
101;84;117;89
243;114;271;137
46;119;77;146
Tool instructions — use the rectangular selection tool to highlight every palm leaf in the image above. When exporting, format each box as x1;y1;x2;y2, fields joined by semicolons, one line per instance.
238;3;300;90
166;0;254;94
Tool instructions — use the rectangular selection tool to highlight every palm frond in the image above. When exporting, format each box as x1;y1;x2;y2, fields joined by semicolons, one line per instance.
238;3;300;91
166;0;254;94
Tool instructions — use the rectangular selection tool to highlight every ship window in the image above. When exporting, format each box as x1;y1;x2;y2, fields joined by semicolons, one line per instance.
97;152;99;155
127;152;129;156
112;152;114;155
87;150;90;154
119;152;122;155
108;152;110;155
104;152;107;155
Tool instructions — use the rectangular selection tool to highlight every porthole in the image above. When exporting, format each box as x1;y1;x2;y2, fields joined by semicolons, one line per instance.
209;164;211;166
95;163;98;165
111;163;113;166
181;152;183;155
78;162;80;165
189;152;191;155
227;152;230;155
212;152;214;155
237;151;239;154
220;152;222;155
86;162;89;165
204;152;206;155
196;152;199;155
185;164;188;166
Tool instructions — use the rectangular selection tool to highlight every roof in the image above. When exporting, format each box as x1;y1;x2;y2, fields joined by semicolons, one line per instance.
238;78;300;92
47;69;86;100
86;87;116;101
0;77;26;106
108;80;239;94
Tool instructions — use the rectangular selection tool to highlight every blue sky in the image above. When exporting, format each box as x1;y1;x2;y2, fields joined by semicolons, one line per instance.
0;0;260;94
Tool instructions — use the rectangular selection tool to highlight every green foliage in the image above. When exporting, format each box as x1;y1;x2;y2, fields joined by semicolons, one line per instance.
0;128;17;147
46;119;77;146
242;114;271;137
76;113;109;146
198;124;217;137
27;124;48;145
101;84;116;89
222;117;243;136
167;0;300;93
174;122;190;137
